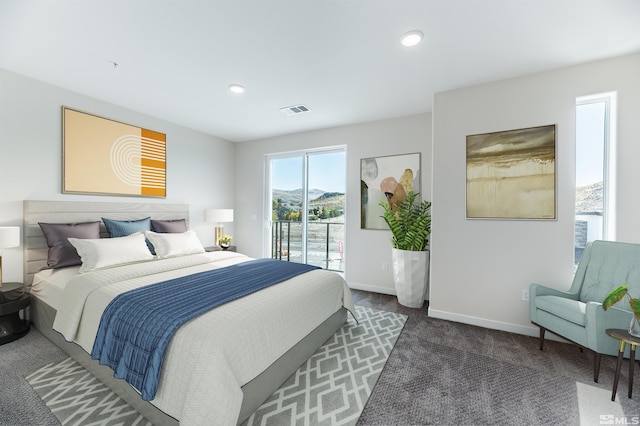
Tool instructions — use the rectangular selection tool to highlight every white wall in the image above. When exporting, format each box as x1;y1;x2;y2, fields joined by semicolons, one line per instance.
234;113;432;294
430;53;640;336
0;69;235;282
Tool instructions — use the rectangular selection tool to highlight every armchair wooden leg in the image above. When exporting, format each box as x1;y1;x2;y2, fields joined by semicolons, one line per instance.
594;353;601;383
539;327;545;351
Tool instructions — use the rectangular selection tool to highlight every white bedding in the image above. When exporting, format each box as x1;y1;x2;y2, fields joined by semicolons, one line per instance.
49;251;355;425
31;266;81;309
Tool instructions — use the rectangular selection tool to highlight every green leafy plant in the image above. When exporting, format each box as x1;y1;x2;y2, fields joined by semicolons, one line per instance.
219;234;232;244
602;285;640;319
379;191;431;251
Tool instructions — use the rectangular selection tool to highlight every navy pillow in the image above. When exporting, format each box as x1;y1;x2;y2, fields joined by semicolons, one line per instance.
150;219;187;233
39;221;101;269
102;217;155;254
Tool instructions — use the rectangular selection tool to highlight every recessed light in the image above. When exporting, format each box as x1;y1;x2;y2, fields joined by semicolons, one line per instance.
401;30;424;47
228;84;245;94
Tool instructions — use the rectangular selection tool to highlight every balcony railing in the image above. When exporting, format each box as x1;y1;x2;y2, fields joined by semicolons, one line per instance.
271;221;344;272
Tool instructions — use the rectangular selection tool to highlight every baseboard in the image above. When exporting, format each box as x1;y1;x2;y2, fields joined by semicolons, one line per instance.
347;281;431;300
347;281;397;296
347;286;565;342
427;307;569;343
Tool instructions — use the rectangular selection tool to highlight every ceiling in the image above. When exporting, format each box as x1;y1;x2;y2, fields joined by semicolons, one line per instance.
1;1;639;142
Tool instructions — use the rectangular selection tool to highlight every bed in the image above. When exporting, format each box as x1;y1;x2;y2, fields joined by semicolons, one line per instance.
24;200;354;425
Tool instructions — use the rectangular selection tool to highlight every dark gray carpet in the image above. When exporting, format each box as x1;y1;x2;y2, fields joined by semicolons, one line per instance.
0;327;66;426
353;290;640;425
359;340;578;424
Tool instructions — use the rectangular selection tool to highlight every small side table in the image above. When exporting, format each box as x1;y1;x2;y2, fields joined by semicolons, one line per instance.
606;328;640;401
205;245;237;252
0;282;30;345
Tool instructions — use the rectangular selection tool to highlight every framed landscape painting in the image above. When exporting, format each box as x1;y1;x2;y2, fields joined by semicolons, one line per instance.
466;125;556;220
360;152;421;229
63;107;166;197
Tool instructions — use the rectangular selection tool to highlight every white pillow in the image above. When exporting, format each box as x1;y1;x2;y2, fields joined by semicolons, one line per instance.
145;230;205;259
68;232;154;273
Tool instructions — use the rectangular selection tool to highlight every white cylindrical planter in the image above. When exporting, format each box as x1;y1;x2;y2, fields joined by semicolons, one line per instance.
391;248;429;308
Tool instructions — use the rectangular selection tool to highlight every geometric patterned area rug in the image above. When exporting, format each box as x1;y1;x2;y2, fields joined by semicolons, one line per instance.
243;305;407;426
25;305;406;426
25;357;151;426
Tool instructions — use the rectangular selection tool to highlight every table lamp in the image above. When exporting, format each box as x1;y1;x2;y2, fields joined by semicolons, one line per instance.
0;226;20;288
204;209;234;245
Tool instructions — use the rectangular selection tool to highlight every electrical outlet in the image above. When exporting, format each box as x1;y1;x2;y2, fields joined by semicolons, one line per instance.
522;289;529;301
382;262;388;271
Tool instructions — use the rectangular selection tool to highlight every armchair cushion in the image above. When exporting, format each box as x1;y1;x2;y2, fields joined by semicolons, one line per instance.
534;296;586;326
580;257;640;303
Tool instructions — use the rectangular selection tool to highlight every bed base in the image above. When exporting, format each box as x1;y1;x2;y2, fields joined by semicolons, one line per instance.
30;295;347;425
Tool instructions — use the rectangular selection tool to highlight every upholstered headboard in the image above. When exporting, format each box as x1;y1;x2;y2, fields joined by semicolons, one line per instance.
23;200;189;286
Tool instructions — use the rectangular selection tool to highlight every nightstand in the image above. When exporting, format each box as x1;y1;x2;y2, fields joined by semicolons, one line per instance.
0;282;30;345
205;245;237;252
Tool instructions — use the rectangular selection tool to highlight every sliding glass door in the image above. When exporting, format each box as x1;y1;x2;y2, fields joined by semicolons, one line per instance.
266;147;345;272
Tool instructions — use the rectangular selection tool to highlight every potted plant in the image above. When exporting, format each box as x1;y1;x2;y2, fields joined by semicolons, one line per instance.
219;234;232;250
603;285;640;337
380;191;431;308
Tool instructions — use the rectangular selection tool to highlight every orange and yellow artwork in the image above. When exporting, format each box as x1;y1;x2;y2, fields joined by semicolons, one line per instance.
63;107;166;197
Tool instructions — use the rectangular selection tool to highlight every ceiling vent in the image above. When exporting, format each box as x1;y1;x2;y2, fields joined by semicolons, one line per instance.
280;104;311;116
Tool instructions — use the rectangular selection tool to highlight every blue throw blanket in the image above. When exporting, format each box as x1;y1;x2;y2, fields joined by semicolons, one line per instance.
91;258;319;400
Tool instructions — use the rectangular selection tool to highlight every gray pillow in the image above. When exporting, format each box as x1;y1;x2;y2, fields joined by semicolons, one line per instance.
39;221;101;269
150;219;187;233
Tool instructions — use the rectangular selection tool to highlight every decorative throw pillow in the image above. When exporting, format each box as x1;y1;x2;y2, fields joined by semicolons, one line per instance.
102;216;154;254
68;232;154;273
150;219;187;233
38;221;101;269
145;230;205;259
102;217;151;237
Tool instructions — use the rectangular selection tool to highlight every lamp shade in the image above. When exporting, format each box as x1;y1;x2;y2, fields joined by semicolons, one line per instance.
0;226;20;249
204;209;234;223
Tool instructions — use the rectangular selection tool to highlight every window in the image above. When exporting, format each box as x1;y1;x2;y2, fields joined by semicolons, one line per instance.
265;147;346;272
574;93;616;263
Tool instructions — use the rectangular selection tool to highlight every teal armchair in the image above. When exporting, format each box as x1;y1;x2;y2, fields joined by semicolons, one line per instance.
530;240;640;382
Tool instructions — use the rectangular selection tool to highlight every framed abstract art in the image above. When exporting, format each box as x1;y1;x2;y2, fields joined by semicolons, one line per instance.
62;106;166;197
466;124;556;220
360;152;421;229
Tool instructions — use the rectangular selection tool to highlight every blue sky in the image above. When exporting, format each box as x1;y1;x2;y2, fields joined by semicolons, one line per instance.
272;152;346;192
575;101;605;187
